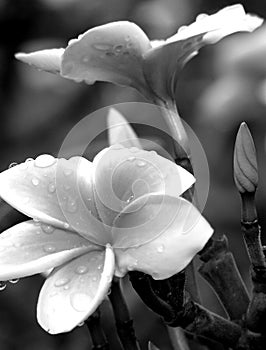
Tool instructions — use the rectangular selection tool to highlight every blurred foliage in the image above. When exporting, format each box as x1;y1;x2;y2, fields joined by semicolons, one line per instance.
1;0;266;349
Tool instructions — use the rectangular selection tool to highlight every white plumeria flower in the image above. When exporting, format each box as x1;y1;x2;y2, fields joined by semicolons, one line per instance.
16;4;263;102
0;144;212;334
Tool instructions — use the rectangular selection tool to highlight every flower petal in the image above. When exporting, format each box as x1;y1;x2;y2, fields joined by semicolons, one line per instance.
0;155;109;245
0;220;99;280
167;5;263;44
61;22;152;97
15;49;64;74
37;245;115;334
107;108;142;149
93;146;195;226
143;34;205;100
114;194;213;277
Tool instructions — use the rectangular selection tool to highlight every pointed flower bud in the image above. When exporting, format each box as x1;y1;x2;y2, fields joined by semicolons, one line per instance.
234;122;258;193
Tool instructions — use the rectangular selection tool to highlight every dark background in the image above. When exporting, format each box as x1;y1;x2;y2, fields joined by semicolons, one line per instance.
0;0;266;349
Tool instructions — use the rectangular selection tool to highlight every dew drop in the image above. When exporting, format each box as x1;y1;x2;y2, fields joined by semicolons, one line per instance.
114;44;123;53
31;178;40;186
70;292;91;312
196;13;208;21
63;222;70;229
76;265;88;275
48;183;56;193
25;158;34;163
178;26;187;33
33;218;40;224
126;194;134;204
0;282;6;291
63;168;73;176
97;264;103;270
78;321;85;327
93;43;112;51
127;156;135;162
41;224;54;234
157;245;164;253
64;284;70;290
54;277;70;287
35;154;56;168
9;162;17;168
136;160;146;167
9;278;19;284
43;245;56;253
107;288;111;296
66;198;78;213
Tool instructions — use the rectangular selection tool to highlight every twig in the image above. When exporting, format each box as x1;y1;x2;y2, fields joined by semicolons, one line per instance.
108;277;141;350
198;235;250;320
85;309;109;350
169;298;242;348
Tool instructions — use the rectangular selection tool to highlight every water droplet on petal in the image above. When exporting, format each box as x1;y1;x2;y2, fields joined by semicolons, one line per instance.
64;284;70;290
93;43;112;51
70;292;91;312
66;198;78;213
55;277;70;287
43;245;56;253
126;194;134;204
48;183;56;193
78;321;85;327
31;178;40;186
196;13;208;21
25;158;34;163
41;224;54;234
34;154;56;168
63;168;73;176
178;26;187;33
9;278;19;284
127;156;135;162
97;264;103;270
33;218;40;224
9;162;17;168
114;44;123;53
63;223;70;229
157;244;164;253
136;160;146;167
76;265;88;275
0;282;6;291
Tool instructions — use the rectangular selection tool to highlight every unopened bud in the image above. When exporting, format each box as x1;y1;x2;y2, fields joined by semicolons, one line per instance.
234;122;258;193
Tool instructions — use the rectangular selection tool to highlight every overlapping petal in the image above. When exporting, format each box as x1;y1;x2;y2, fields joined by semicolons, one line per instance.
0;220;99;280
92;145;195;226
37;245;115;334
107;108;142;149
0;155;109;245
61;21;152;97
113;194;213;278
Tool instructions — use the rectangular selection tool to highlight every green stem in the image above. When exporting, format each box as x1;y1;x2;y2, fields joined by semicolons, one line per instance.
108;277;141;350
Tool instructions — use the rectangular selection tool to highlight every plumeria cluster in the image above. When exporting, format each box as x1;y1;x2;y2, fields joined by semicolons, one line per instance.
0;3;264;349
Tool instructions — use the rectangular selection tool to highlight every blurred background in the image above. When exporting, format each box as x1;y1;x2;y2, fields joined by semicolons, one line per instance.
0;0;266;349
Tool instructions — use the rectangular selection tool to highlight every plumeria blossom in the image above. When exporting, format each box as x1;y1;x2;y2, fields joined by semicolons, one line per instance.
0;137;212;333
16;4;263;103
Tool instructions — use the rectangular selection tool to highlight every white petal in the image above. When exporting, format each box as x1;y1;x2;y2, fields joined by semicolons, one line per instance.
15;49;64;74
167;4;263;44
0;220;99;280
37;245;115;334
92;146;195;226
114;195;213;278
107;108;142;149
0;155;109;245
